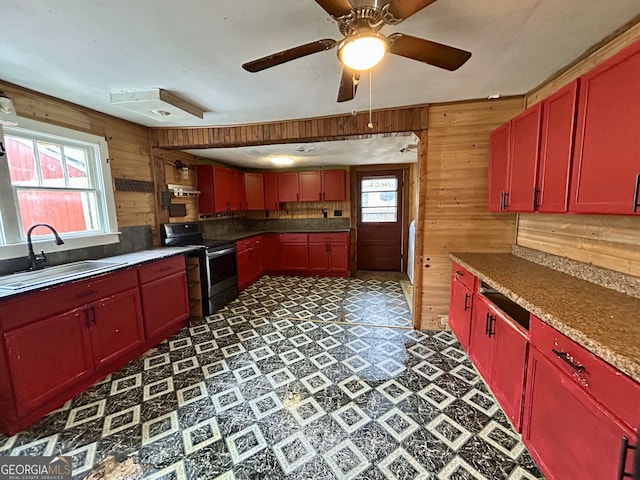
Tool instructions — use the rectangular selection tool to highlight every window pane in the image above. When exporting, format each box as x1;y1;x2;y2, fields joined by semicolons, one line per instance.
38;141;66;187
362;207;397;223
361;191;398;208
17;189;100;236
361;177;398;192
6;136;39;186
65;146;90;188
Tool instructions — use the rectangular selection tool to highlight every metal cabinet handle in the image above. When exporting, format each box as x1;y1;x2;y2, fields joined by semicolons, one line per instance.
503;191;509;210
464;293;470;311
76;289;98;299
83;309;91;329
551;348;585;373
455;270;464;276
499;191;505;211
487;314;495;337
484;313;491;336
616;436;640;480
633;174;640;213
532;187;539;211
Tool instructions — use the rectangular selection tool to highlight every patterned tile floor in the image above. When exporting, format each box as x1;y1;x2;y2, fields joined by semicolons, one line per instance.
0;275;544;480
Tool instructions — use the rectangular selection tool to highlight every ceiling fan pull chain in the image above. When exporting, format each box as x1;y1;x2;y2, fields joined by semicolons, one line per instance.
368;69;374;129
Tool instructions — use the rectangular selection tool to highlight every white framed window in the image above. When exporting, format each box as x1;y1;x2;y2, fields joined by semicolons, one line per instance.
360;176;399;223
0;118;119;260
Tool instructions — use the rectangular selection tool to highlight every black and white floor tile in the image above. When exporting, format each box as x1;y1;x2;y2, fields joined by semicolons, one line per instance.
0;276;543;479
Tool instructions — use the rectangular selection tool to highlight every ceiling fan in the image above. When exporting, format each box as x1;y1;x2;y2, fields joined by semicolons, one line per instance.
242;0;472;103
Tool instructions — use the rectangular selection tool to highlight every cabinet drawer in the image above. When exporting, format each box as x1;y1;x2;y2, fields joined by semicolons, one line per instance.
451;262;476;292
236;236;261;252
0;268;138;331
530;315;640;430
137;255;186;284
308;232;348;243
279;233;308;243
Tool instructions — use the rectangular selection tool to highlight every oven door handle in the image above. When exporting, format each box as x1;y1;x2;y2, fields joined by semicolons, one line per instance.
206;247;236;258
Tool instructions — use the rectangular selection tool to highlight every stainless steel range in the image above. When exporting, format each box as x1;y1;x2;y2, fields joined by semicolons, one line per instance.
161;222;238;315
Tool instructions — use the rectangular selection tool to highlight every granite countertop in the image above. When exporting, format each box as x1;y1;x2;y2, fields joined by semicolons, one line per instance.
0;247;198;300
208;229;351;242
450;252;640;383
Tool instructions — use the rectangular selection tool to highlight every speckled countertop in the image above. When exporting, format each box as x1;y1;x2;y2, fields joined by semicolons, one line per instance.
207;229;351;242
450;252;640;383
0;247;198;300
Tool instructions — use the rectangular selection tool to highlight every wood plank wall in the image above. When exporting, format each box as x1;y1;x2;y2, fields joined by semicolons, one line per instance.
150;106;429;149
0;81;157;237
152;148;200;224
418;98;524;330
518;20;640;277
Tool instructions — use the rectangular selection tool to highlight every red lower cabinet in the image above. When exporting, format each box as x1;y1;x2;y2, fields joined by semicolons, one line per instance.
523;315;640;480
261;234;281;273
523;346;637;480
5;310;93;417
90;289;145;369
467;294;529;431
307;233;349;276
236;237;263;291
448;277;473;350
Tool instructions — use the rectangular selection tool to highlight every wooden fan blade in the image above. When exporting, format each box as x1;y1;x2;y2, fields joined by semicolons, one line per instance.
337;67;360;103
242;39;337;72
388;0;438;19
315;0;353;18
388;33;471;71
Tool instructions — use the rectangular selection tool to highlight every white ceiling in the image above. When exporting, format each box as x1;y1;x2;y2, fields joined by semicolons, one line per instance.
2;0;640;129
185;135;419;169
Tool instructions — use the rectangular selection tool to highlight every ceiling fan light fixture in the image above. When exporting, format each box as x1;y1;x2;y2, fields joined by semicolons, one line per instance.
338;32;388;71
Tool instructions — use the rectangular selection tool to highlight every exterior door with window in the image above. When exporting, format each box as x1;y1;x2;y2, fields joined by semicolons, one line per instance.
356;170;403;271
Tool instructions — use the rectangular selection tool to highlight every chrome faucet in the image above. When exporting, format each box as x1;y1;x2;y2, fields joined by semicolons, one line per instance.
26;223;64;270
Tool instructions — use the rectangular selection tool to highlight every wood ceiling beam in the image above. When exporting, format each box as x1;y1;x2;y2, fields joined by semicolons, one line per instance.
149;104;429;150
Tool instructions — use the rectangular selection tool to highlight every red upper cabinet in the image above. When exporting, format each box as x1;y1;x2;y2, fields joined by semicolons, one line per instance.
197;165;239;213
536;80;579;213
278;172;299;202
570;40;640;214
213;166;238;212
322;170;347;201
264;173;279;210
300;171;322;202
196;165;216;214
236;170;247;211
245;173;265;210
507;103;543;212
488;122;511;212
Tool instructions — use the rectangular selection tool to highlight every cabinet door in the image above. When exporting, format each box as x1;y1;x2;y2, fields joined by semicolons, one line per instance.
250;245;263;283
214;167;237;212
570;41;640;214
309;243;329;272
280;243;309;271
491;311;528;431
236;170;247;211
261;234;281;273
300;171;322;202
278;172;299;202
196;165;215;214
237;247;252;291
322;170;346;201
468;297;493;382
523;347;637;480
90;289;145;370
5;309;93;416
141;272;189;340
488;122;510;212
536;80;579;213
448;278;473;350
264;173;279;210
507;103;543;212
245;173;265;210
328;242;349;273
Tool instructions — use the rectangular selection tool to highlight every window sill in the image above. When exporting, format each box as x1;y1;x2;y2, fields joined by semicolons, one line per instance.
0;233;121;261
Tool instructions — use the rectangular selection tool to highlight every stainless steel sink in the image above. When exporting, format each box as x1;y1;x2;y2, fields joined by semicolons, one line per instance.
0;260;126;291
